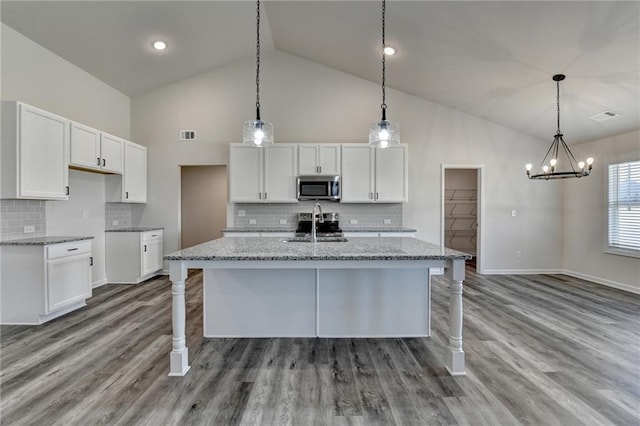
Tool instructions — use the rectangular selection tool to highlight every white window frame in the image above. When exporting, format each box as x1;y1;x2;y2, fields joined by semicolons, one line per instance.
605;155;640;259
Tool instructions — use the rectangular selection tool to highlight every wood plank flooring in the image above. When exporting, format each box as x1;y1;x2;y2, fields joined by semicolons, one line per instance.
1;266;638;425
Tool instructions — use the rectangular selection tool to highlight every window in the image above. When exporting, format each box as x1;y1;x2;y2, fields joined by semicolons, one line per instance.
607;160;640;257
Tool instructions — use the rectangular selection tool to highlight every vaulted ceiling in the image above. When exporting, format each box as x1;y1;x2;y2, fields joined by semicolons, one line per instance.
2;1;639;144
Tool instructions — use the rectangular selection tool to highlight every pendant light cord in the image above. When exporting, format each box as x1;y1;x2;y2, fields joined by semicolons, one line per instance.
556;79;560;135
255;0;261;120
381;0;387;121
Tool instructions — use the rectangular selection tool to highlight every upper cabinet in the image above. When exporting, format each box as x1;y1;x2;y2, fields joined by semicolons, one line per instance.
69;123;124;174
298;144;341;175
341;144;408;203
106;141;147;203
229;144;298;203
1;101;69;200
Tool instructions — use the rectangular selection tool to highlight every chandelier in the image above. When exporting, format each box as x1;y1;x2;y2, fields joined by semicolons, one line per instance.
369;0;399;148
526;74;593;179
242;0;273;146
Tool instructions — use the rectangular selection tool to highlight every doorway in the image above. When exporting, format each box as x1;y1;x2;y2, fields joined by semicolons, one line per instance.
180;165;227;249
441;165;484;273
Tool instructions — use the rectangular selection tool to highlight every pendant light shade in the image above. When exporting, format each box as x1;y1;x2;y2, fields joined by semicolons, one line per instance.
526;74;593;180
369;0;399;148
243;0;273;146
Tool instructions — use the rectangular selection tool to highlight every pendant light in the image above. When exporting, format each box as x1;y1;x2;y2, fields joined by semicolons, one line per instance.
242;0;273;146
526;74;593;179
369;0;399;148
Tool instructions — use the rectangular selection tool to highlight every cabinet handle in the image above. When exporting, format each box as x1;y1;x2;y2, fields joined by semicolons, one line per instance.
258;192;262;199
125;191;129;199
90;256;93;266
67;247;79;252
369;192;373;199
144;244;147;252
66;186;70;195
264;192;267;200
103;158;106;167
375;192;379;200
97;157;101;166
318;166;322;173
151;234;158;237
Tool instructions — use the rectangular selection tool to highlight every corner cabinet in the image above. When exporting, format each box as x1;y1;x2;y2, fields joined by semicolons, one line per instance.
70;122;124;174
106;229;163;284
229;144;298;203
1;101;69;200
1;239;92;325
341;144;408;203
298;144;341;175
106;141;147;203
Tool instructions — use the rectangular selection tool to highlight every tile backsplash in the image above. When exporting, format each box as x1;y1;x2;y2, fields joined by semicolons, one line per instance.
105;203;132;229
0;200;46;240
233;201;402;230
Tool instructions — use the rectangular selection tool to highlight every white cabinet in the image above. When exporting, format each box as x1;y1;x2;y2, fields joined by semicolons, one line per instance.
1;101;69;200
69;123;124;174
298;144;341;175
106;141;147;203
229;144;298;203
341;144;408;203
106;229;163;283
1;240;92;325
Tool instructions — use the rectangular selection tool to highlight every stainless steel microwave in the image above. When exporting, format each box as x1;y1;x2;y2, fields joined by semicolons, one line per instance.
296;175;341;201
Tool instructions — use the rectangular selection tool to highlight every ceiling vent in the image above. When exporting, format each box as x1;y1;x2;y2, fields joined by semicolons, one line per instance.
589;111;619;122
180;130;196;141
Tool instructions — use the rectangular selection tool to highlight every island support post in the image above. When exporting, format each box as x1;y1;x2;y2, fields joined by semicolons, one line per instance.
446;258;466;375
168;262;190;376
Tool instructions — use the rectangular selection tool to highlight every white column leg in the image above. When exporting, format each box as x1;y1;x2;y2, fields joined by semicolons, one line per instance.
169;261;190;376
446;259;466;376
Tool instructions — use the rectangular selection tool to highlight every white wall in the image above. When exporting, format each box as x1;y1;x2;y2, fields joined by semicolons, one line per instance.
132;50;564;273
1;24;131;286
563;130;640;292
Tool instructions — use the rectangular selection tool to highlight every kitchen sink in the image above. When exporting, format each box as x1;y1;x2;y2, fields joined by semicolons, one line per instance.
284;237;348;243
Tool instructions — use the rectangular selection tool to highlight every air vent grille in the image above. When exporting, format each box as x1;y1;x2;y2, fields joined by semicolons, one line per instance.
589;111;619;122
180;130;196;141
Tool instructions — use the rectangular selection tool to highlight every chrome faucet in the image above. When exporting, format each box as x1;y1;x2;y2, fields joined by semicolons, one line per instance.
311;203;324;243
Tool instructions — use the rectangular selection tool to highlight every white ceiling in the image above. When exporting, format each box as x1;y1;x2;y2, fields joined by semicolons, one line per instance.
2;1;639;145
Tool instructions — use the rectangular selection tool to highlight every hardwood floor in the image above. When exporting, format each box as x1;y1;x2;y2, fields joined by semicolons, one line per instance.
1;267;638;425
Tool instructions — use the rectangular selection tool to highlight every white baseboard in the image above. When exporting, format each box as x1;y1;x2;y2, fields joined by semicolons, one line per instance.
482;269;564;275
561;269;640;295
92;278;108;289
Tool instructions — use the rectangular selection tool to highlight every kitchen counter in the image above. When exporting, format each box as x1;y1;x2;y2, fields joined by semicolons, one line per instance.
0;236;94;246
222;227;416;234
105;227;163;232
165;236;469;378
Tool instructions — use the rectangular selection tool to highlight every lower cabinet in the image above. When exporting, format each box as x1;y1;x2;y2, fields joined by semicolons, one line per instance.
106;230;163;283
1;240;93;325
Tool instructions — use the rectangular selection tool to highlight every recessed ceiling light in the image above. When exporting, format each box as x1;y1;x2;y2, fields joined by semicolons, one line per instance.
383;46;396;56
152;40;167;51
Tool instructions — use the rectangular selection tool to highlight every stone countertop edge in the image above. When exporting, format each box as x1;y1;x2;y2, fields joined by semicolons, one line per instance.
165;236;472;261
222;228;417;233
105;227;164;232
0;236;94;246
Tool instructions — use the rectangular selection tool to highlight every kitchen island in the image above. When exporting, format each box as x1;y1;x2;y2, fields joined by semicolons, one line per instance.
165;237;471;377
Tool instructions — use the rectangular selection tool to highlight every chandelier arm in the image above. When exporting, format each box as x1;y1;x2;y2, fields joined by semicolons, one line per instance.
537;137;557;170
558;135;580;173
255;0;261;120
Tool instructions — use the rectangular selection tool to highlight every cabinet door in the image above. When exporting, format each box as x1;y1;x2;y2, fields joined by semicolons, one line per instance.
46;254;91;313
317;145;341;175
70;122;100;170
100;133;124;174
375;145;408;202
18;104;69;199
298;145;319;175
264;144;298;202
123;142;147;202
340;145;373;202
229;145;263;202
141;238;163;277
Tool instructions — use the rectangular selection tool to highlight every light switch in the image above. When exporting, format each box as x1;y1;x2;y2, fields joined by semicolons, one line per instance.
511;210;517;217
279;219;287;225
238;210;246;217
249;219;257;225
383;219;391;224
350;219;358;225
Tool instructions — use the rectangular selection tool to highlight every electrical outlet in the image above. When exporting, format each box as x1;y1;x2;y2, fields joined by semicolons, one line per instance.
383;219;391;225
112;220;119;226
249;219;257;225
83;209;89;219
23;225;35;233
238;210;246;217
279;219;287;225
350;219;358;225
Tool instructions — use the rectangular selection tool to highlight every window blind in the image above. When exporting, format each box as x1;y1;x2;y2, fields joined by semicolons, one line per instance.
608;160;640;252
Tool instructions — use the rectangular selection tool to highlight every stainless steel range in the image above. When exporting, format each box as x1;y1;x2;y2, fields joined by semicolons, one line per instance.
295;212;343;238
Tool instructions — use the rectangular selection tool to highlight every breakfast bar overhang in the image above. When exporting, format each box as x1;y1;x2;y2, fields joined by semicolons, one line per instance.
165;237;471;377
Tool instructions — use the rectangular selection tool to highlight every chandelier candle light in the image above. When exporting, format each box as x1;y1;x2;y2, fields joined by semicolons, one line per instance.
369;0;400;148
526;74;593;179
243;0;273;146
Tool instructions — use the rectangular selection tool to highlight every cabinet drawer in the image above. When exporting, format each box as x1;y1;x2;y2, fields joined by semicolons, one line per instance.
47;241;91;260
142;230;163;242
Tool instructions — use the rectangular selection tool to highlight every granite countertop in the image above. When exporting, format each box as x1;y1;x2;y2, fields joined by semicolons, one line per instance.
222;228;296;233
222;227;417;233
106;227;163;232
165;236;471;261
0;236;94;246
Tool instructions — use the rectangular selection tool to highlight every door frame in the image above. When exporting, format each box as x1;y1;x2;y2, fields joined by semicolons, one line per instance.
440;164;485;274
